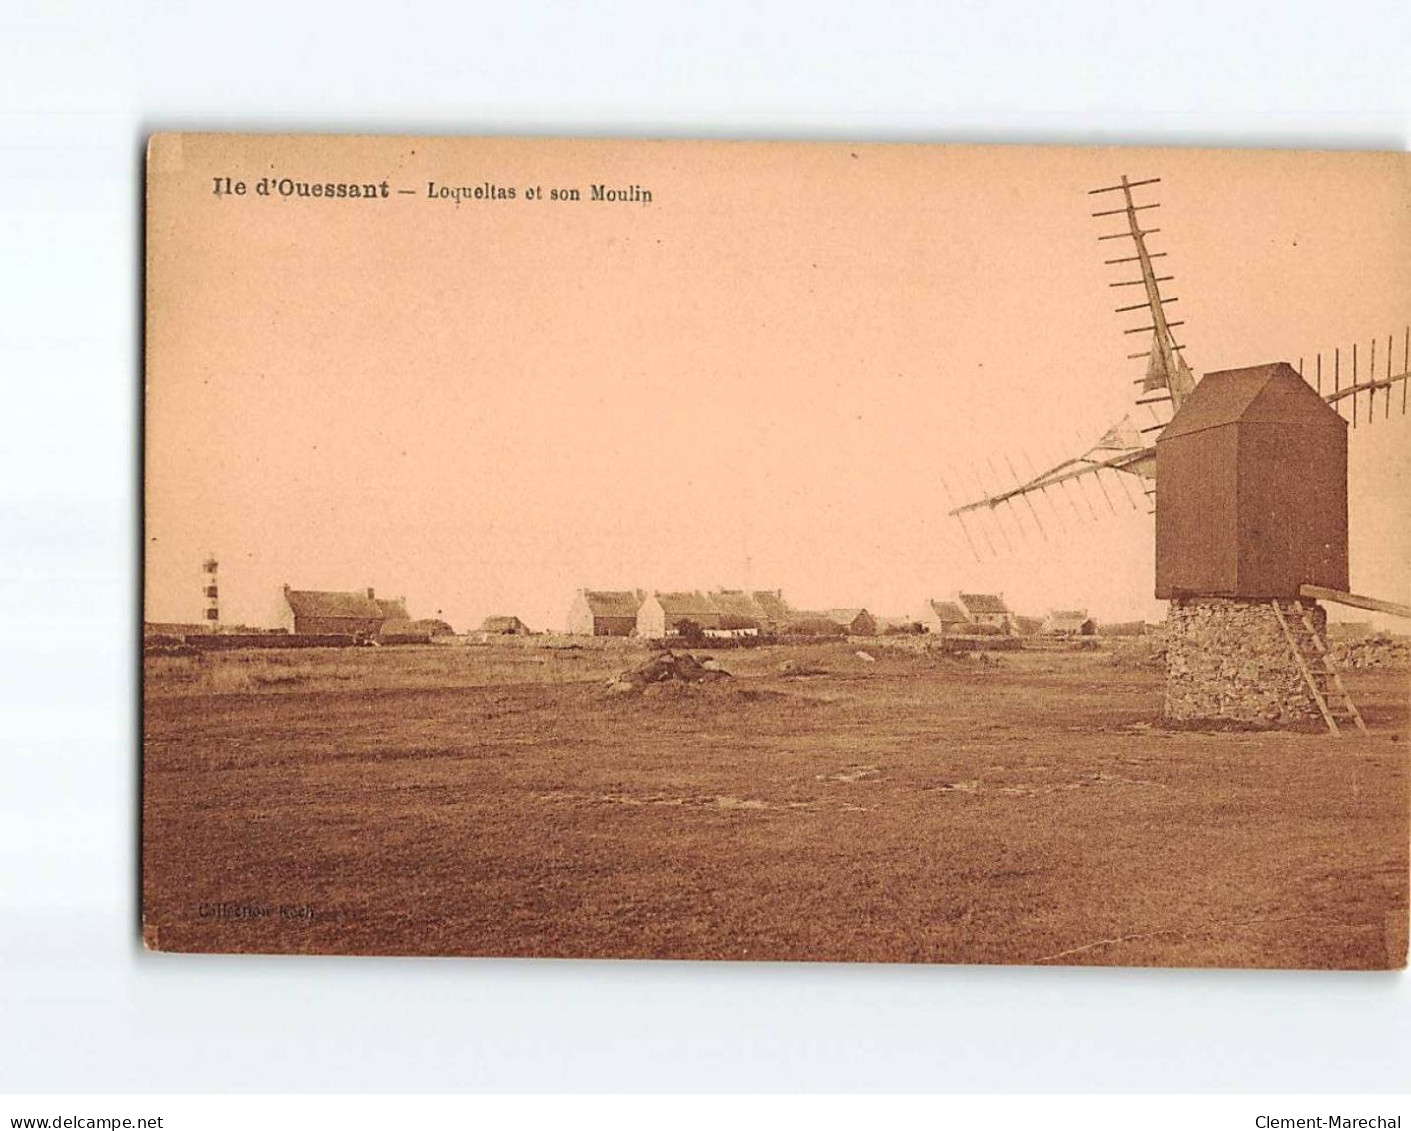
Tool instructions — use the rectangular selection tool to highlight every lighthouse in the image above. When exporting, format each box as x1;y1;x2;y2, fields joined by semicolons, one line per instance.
202;554;219;631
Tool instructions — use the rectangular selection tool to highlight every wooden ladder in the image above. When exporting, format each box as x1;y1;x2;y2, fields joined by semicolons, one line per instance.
1270;599;1368;736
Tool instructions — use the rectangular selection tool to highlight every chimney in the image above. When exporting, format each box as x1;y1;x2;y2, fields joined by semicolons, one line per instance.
367;587;375;600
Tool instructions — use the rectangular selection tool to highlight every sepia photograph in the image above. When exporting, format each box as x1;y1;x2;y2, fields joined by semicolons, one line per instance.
142;134;1409;969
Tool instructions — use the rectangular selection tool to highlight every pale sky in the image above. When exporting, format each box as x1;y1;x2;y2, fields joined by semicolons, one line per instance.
145;136;1410;632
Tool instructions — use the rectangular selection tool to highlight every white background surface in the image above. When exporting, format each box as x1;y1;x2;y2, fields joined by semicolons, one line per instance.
1;0;1408;1094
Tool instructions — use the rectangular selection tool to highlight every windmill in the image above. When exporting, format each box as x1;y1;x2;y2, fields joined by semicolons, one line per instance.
945;174;1410;551
939;175;1411;733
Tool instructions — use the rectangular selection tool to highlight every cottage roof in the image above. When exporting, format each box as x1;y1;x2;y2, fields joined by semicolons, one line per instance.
1045;610;1090;631
750;590;793;623
379;618;430;637
654;591;722;623
383;617;454;636
958;592;1010;616
481;615;526;632
828;608;868;624
1160;363;1341;441
928;600;969;624
375;596;410;621
284;588;384;620
708;590;760;619
582;590;643;618
788;615;847;635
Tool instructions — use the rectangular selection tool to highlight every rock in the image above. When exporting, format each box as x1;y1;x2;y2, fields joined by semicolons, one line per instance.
609;650;731;692
854;650;876;663
1330;634;1410;670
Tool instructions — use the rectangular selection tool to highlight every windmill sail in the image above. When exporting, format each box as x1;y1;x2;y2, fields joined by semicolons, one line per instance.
947;178;1410;542
1096;175;1195;412
1314;329;1411;428
950;175;1181;520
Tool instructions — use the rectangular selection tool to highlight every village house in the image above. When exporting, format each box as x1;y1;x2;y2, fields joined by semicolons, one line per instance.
917;598;970;635
702;590;766;637
1097;620;1147;637
380;617;454;642
747;590;795;633
566;587;794;639
1043;609;1096;635
698;589;796;633
708;615;762;639
480;615;532;636
280;585;409;636
826;608;876;636
636;591;723;639
706;590;761;623
956;592;1015;633
566;589;643;636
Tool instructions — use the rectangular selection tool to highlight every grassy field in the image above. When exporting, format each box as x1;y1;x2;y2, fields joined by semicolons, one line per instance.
142;639;1409;968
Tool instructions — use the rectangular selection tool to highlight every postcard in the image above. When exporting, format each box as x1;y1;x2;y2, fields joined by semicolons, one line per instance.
143;134;1409;966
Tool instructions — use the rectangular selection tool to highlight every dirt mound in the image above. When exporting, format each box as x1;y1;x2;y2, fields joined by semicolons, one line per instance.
605;650;731;694
1331;634;1410;670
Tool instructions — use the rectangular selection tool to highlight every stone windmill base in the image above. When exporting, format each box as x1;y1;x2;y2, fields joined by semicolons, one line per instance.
1164;596;1363;731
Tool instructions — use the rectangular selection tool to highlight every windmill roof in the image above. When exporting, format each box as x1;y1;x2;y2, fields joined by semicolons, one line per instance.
1160;362;1341;441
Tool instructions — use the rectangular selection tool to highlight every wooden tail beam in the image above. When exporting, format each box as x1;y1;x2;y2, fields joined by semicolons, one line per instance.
1299;585;1411;620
